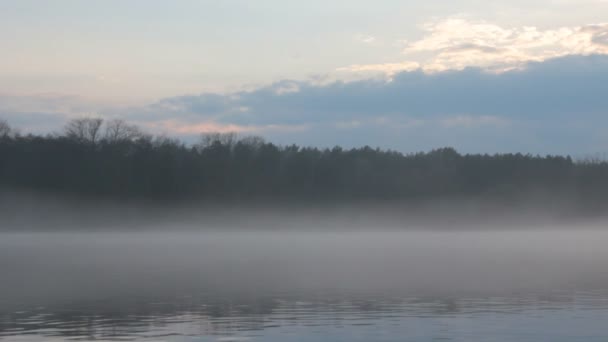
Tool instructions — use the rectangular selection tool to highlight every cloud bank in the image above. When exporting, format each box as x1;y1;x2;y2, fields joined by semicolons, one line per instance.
342;19;608;74
149;55;607;124
1;55;608;154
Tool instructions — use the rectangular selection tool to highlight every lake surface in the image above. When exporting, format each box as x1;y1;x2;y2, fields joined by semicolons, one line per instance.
2;229;608;341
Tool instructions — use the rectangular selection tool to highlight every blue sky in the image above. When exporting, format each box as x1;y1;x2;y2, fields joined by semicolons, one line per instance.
1;0;608;154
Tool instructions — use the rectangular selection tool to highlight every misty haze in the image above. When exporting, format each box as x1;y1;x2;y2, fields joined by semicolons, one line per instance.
3;1;608;341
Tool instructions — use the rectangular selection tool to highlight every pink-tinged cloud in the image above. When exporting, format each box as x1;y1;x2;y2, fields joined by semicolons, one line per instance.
141;119;309;136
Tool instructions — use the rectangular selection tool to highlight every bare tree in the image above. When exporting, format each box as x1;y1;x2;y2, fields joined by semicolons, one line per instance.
239;135;265;149
64;117;104;144
103;119;142;143
197;132;238;151
0;119;11;138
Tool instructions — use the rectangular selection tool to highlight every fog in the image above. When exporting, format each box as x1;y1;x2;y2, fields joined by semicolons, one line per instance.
3;228;608;312
1;189;604;232
3;191;608;316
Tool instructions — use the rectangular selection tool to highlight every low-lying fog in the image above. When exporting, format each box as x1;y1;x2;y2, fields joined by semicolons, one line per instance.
3;229;608;310
3;191;608;313
1;190;605;231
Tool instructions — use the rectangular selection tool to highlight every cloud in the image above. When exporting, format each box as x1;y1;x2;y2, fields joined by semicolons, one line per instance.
337;62;420;76
141;119;308;135
340;18;608;74
157;54;608;125
137;54;608;153
410;18;608;70
354;34;376;44
2;55;608;154
0;94;116;133
439;115;509;128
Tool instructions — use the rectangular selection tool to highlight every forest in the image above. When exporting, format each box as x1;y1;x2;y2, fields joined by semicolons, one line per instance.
1;118;608;206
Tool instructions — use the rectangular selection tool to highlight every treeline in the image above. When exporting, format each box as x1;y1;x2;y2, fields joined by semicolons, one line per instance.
1;118;608;203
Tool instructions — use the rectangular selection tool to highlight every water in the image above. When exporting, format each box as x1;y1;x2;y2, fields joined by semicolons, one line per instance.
4;292;608;342
2;229;608;341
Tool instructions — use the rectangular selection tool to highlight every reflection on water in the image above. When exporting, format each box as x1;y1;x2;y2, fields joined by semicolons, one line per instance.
3;230;608;341
4;292;608;341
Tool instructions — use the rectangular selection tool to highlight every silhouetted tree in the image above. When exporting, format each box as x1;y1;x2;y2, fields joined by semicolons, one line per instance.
64;118;104;144
1;117;607;208
103;119;142;143
196;132;238;152
0;119;11;139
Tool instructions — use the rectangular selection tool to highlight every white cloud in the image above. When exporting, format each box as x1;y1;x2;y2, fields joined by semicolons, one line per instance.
336;62;420;76
339;18;608;74
409;18;608;71
274;82;300;95
354;34;376;44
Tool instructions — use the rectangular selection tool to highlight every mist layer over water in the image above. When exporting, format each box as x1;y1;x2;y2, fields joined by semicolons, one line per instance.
0;227;608;341
2;228;608;341
3;229;608;303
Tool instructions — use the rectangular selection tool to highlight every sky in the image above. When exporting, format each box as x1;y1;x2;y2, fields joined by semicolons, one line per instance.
1;0;608;155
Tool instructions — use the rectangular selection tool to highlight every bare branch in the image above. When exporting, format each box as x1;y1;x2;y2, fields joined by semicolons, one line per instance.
103;119;142;143
197;132;238;151
64;117;104;144
239;135;265;149
0;119;11;138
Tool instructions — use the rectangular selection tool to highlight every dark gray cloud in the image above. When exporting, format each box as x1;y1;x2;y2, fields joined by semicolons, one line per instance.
155;54;608;126
137;55;608;154
2;55;608;154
